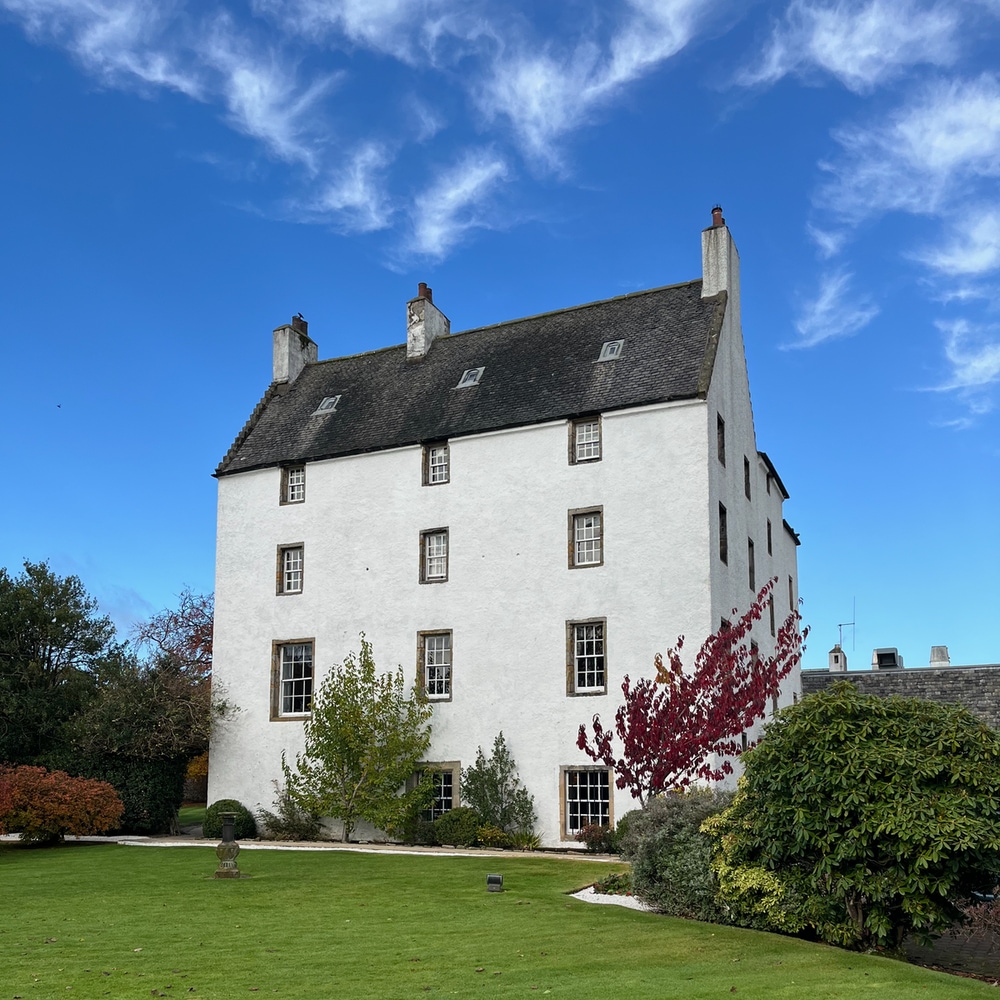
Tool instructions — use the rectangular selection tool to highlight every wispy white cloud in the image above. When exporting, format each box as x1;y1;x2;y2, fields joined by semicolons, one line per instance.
788;269;879;347
739;0;960;93
914;208;1000;276
0;0;204;95
252;0;493;64
200;16;341;169
305;142;395;231
934;319;1000;398
476;0;706;167
404;149;508;258
819;74;1000;225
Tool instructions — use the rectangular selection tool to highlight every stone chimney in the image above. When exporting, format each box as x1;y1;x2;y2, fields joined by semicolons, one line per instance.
273;314;318;384
829;644;847;672
406;283;450;361
929;645;951;668
701;205;741;320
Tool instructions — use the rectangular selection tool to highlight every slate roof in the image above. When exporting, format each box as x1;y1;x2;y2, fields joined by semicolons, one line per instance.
217;279;727;477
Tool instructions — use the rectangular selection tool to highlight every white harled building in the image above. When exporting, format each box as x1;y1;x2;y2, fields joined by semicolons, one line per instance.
209;209;801;846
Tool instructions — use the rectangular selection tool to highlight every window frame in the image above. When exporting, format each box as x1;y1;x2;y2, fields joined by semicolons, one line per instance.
270;639;314;720
718;502;728;564
276;543;304;595
569;416;602;464
417;630;453;701
767;519;773;556
419;528;449;583
748;537;756;592
716;413;726;467
414;762;461;821
568;507;604;569
561;767;612;839
566;618;607;696
744;456;752;500
280;465;306;505
597;340;624;362
422;441;450;485
456;367;484;388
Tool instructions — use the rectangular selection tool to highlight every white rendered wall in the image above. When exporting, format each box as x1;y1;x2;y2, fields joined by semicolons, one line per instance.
704;250;801;758
210;398;714;845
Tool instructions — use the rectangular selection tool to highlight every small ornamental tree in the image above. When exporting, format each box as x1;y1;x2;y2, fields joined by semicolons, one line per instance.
0;765;124;844
461;732;537;836
578;579;806;805
708;683;1000;950
283;635;433;842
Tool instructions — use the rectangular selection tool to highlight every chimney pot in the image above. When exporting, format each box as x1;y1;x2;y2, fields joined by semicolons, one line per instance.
291;313;308;335
711;205;725;228
930;645;951;668
417;282;432;304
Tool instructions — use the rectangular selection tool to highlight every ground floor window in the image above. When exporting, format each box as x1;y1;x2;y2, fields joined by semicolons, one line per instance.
415;763;460;822
564;768;610;835
272;640;313;718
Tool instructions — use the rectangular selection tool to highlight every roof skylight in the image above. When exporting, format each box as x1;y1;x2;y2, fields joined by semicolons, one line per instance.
311;394;341;415
456;367;485;388
598;340;625;362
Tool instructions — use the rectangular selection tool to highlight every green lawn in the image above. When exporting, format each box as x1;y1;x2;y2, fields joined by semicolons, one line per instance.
0;843;990;999
177;805;206;827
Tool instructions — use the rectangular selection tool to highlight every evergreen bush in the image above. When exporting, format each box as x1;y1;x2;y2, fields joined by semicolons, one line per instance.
434;806;480;847
624;788;732;921
709;682;1000;949
203;798;258;840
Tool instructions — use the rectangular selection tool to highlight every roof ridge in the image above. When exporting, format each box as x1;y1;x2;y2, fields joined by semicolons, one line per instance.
456;278;702;339
302;278;703;368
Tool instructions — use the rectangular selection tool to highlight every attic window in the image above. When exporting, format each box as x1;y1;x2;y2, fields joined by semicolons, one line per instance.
312;395;341;416
598;340;624;362
456;367;484;388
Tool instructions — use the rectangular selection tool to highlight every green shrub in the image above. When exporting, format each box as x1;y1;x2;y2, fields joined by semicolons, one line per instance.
203;799;258;840
594;870;633;895
709;682;1000;950
575;823;617;853
0;765;123;844
624;788;732;921
509;830;541;851
411;818;438;846
434;807;480;847
259;783;324;841
477;824;511;849
39;751;187;835
461;733;537;837
613;809;642;855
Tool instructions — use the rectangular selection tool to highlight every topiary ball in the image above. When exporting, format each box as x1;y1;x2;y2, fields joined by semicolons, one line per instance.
203;798;257;840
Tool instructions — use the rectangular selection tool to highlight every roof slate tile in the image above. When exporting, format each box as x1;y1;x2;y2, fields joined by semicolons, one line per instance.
217;279;725;476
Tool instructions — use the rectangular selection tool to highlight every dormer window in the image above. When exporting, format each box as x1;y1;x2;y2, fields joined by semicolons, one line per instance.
312;394;341;415
598;340;624;362
456;367;484;388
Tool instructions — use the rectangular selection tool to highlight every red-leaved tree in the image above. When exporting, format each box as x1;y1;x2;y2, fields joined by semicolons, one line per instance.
577;579;807;806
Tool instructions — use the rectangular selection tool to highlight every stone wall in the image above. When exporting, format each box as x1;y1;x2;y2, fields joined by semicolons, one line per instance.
801;666;1000;730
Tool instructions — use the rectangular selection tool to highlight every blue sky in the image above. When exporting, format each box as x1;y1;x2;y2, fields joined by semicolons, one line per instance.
2;0;998;669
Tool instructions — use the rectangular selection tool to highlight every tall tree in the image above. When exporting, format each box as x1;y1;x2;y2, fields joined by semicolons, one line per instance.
132;588;213;677
283;635;433;842
0;561;118;763
578;579;807;806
